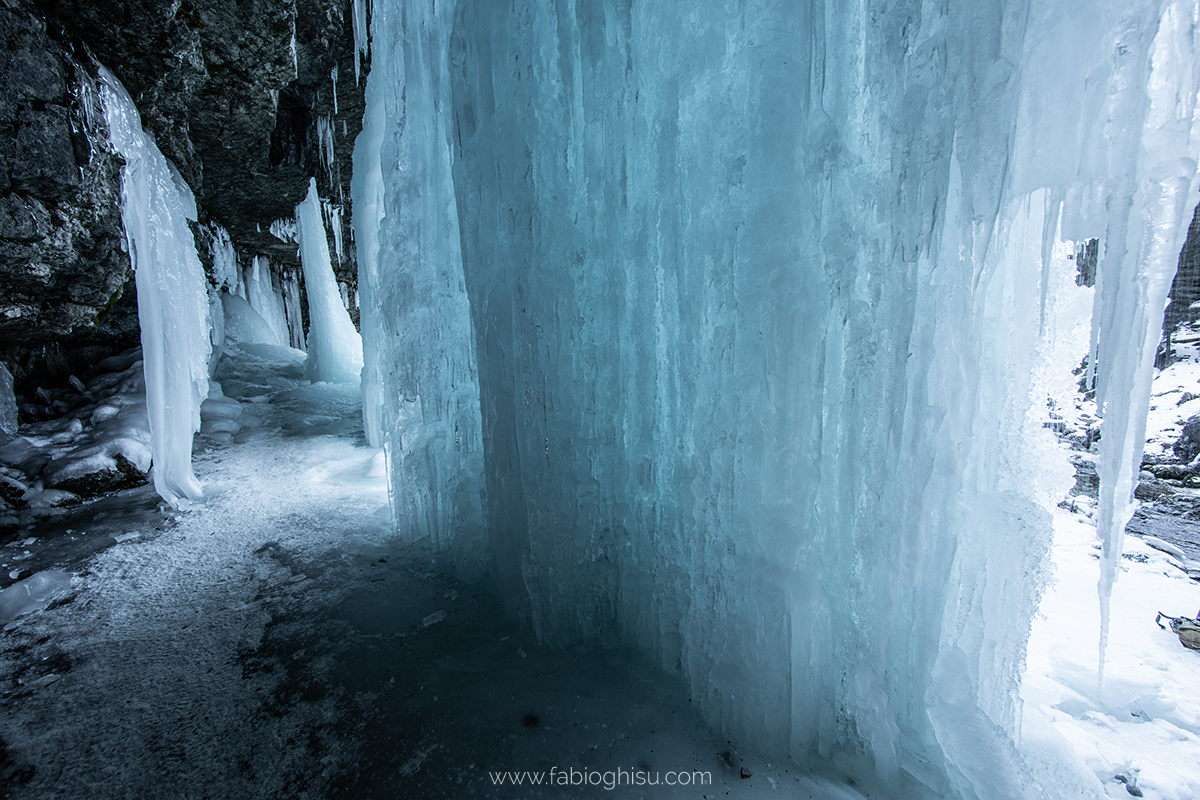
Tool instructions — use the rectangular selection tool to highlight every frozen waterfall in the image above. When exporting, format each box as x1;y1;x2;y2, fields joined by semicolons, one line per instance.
352;0;1200;796
244;256;291;349
100;68;211;509
296;179;364;384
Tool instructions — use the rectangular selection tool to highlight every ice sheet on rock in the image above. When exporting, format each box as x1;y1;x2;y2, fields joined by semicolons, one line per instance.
0;570;71;626
296;180;362;384
100;68;210;509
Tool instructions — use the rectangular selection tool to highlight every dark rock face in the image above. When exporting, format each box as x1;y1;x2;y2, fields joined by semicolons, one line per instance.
40;0;365;277
1174;414;1200;464
0;0;132;353
0;0;364;401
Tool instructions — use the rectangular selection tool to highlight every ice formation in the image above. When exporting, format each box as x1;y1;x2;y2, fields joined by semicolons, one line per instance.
221;293;279;348
349;0;1200;794
0;570;72;627
100;68;211;509
209;224;242;297
352;0;486;548
350;0;369;84
243;256;290;348
295;179;363;384
282;271;306;352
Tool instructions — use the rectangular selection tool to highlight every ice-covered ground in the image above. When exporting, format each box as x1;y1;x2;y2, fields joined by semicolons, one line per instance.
1023;331;1200;799
0;346;865;799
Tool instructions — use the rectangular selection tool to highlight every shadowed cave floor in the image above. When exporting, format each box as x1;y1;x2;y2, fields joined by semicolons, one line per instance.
0;347;863;800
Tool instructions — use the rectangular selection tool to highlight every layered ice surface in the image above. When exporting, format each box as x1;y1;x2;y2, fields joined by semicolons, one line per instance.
352;0;1200;795
99;68;211;509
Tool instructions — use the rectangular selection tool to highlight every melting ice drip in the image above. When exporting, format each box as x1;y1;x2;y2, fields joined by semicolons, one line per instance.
296;179;363;383
99;68;211;508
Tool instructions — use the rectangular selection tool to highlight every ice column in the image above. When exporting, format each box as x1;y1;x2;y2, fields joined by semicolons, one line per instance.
295;179;363;383
351;0;487;554
100;68;211;508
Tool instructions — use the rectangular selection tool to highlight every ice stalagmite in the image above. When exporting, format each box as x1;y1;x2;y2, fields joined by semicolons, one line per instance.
355;0;1200;796
100;68;211;508
295;179;363;383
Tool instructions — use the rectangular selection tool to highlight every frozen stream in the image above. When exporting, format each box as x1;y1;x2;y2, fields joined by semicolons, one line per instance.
0;346;862;799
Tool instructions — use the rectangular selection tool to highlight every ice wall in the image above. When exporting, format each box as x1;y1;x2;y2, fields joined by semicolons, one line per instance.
352;0;487;553
295;179;363;383
356;0;1200;795
100;68;211;508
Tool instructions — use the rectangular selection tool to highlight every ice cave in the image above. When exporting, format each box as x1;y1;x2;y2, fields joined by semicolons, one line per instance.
1;0;1199;797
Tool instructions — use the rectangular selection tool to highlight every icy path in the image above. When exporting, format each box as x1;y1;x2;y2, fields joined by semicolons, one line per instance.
1024;510;1200;798
0;347;863;799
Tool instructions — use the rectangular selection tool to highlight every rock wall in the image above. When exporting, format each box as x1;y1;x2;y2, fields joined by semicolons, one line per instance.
0;0;364;400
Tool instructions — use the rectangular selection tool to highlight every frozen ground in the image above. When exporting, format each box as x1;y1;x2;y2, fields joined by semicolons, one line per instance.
0;345;864;800
1024;511;1200;799
1022;329;1200;799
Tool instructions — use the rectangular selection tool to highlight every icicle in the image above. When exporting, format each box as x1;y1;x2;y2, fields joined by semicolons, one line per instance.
289;21;298;78
1086;0;1200;686
99;67;211;509
331;65;339;115
209;224;241;297
269;217;297;243
351;0;369;85
316;116;337;184
295;178;362;383
321;200;345;263
282;271;306;352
